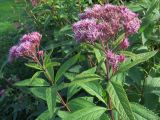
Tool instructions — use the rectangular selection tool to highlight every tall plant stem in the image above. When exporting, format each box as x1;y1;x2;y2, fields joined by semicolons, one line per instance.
57;93;71;112
101;40;114;120
36;58;71;112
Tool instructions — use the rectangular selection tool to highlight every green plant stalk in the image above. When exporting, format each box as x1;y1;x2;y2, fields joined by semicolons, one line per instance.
43;67;71;112
36;57;71;112
101;40;114;120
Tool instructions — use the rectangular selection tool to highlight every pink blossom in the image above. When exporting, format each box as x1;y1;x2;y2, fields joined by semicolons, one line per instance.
30;32;42;46
37;50;44;57
16;41;35;57
20;34;30;43
120;7;141;35
124;18;141;35
8;32;43;62
117;54;125;62
73;19;100;42
20;32;42;46
120;37;130;49
73;4;141;41
8;45;19;62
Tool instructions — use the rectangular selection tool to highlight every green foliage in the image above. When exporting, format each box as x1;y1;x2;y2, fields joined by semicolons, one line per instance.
107;81;135;120
1;0;160;120
131;102;160;120
62;106;106;120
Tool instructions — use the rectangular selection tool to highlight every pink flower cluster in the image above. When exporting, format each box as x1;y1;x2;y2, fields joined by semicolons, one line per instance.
8;32;43;62
30;0;39;7
73;4;141;43
73;4;141;70
107;50;125;71
72;19;100;42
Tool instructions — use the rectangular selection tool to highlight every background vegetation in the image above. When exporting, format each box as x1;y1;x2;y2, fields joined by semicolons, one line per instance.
0;0;160;120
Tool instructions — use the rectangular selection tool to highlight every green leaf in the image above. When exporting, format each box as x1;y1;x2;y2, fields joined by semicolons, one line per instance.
144;76;160;109
31;71;43;80
55;53;80;82
63;106;106;120
44;50;53;66
66;67;97;100
117;51;157;74
94;48;106;73
113;33;125;50
36;110;50;120
45;62;60;68
107;81;134;120
45;64;55;83
111;72;125;84
46;87;57;118
68;97;95;111
131;103;160;120
145;0;159;17
82;67;97;74
25;63;42;70
79;81;106;104
67;85;81;100
58;73;102;91
30;87;47;100
99;113;110;120
57;110;71;119
14;78;49;87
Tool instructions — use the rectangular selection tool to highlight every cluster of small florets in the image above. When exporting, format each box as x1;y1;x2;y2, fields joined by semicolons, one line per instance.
8;32;43;62
73;4;141;42
73;4;141;70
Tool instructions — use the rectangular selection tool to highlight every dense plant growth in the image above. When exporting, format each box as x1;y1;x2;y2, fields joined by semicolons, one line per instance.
0;0;160;120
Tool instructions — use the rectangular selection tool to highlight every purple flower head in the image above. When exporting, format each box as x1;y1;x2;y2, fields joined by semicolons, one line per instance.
83;8;93;19
73;19;100;42
20;32;42;46
104;4;118;11
124;18;141;35
117;54;125;62
120;7;137;21
120;7;141;35
30;32;42;45
20;34;30;43
9;32;43;63
16;41;35;57
8;45;19;62
120;37;130;49
74;4;141;42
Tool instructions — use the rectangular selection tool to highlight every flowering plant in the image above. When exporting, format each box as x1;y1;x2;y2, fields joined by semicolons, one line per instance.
10;4;159;120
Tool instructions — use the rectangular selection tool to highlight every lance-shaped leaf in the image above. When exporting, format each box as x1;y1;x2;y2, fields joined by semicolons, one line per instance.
55;53;80;83
14;78;49;87
46;87;57;118
68;97;95;111
25;63;42;70
131;102;160;120
107;81;135;120
79;82;106;104
117;51;157;74
63;106;106;120
36;110;50;120
57;73;102;91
